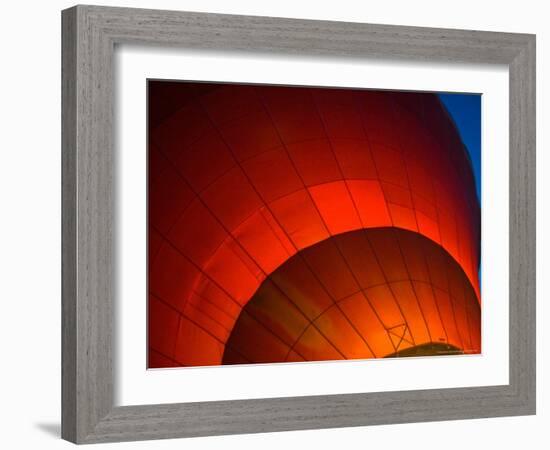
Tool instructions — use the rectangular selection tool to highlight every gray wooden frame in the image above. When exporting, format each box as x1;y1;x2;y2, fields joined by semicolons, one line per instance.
61;4;536;444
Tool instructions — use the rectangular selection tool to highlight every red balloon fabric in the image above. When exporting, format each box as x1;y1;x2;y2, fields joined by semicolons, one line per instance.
223;228;480;364
147;82;480;368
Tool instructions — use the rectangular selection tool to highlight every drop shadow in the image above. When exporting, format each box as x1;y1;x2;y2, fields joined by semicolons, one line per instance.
35;422;61;438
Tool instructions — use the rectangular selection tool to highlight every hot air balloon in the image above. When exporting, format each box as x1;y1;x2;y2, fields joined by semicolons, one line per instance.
147;82;481;368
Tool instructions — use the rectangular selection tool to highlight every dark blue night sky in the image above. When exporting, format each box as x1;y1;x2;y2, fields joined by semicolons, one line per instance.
438;94;481;202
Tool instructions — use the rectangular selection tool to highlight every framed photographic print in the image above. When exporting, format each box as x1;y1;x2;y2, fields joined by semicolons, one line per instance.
62;4;536;444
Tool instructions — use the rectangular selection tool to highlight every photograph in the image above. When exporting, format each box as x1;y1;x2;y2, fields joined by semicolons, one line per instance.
147;81;482;368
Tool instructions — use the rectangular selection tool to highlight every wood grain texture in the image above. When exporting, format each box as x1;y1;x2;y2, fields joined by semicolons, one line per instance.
61;4;536;444
61;7;77;443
